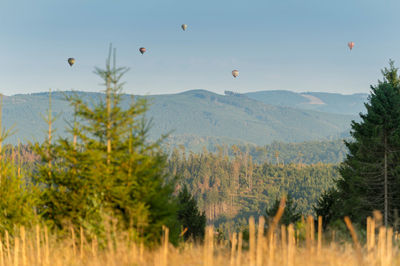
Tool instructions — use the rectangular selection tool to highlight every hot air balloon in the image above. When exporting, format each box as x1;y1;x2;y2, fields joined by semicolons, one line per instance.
348;42;354;51
67;58;75;67
139;47;146;55
181;24;187;31
232;70;239;78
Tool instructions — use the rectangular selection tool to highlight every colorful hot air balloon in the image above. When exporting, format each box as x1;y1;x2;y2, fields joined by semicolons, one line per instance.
181;24;188;31
67;58;75;67
232;70;239;78
348;42;354;51
139;47;146;55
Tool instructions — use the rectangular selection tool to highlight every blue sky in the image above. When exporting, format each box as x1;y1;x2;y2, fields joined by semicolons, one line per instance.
0;0;399;95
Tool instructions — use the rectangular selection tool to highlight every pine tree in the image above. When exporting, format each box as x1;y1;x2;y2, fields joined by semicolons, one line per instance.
314;188;340;229
34;46;178;243
177;185;206;241
331;61;400;226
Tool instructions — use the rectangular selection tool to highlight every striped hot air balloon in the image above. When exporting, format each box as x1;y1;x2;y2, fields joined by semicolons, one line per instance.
232;70;239;78
181;24;188;31
67;58;75;67
348;42;354;51
139;47;146;55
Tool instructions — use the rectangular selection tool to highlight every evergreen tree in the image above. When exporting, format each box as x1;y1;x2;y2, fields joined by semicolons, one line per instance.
331;61;400;226
177;185;206;241
34;46;178;243
265;195;301;226
0;95;39;235
314;188;340;229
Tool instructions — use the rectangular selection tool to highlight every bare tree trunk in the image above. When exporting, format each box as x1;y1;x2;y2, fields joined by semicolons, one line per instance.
384;134;388;227
73;105;77;149
48;89;52;147
48;89;52;178
275;151;280;165
106;75;111;165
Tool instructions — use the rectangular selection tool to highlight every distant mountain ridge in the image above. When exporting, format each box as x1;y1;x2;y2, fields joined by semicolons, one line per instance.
242;90;368;115
2;89;363;147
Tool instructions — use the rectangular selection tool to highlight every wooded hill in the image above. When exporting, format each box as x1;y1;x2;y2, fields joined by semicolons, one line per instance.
168;147;340;231
243;90;367;115
4;90;358;148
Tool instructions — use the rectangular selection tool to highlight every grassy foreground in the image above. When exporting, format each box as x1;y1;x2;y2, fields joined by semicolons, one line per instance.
0;208;399;265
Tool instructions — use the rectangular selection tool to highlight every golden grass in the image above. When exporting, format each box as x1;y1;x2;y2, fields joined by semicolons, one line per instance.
0;221;399;266
1;206;400;265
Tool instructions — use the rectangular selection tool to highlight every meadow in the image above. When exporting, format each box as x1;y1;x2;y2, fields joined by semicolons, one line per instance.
0;201;398;266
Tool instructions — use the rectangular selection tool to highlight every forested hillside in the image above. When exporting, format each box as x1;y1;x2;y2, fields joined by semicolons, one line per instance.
234;139;348;164
167;138;347;164
4;90;355;147
168;148;340;231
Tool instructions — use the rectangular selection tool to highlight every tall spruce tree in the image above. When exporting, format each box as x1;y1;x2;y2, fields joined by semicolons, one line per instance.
34;46;178;243
331;61;400;227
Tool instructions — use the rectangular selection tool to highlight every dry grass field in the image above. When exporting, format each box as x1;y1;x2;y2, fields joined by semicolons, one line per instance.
1;202;399;266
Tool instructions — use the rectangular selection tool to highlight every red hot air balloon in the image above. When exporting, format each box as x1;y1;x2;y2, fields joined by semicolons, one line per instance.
232;70;239;78
348;42;354;51
139;47;146;55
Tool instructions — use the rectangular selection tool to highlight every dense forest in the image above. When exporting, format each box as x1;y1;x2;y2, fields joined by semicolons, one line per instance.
168;147;339;232
165;137;348;164
230;139;347;164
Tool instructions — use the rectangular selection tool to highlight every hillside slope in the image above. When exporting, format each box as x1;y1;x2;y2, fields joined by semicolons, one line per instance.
3;90;356;146
243;90;367;115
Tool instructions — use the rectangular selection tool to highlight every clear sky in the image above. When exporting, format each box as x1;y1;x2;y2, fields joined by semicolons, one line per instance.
0;0;399;96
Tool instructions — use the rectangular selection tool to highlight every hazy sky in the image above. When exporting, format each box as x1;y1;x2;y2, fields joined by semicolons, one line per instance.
1;0;399;96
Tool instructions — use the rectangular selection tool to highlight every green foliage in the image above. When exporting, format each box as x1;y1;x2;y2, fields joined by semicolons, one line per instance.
314;188;340;229
325;61;400;227
265;196;301;226
229;139;348;165
34;47;178;244
169;147;339;233
0;96;38;235
0;158;39;235
165;136;348;163
177;185;206;241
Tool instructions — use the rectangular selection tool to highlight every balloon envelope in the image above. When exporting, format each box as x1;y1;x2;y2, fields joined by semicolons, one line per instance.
232;70;239;78
139;47;146;54
348;42;354;50
181;24;187;31
67;58;75;66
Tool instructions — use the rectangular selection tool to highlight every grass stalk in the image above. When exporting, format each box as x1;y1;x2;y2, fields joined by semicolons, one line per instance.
256;216;265;266
236;232;242;266
0;236;4;266
230;232;237;266
249;216;255;266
